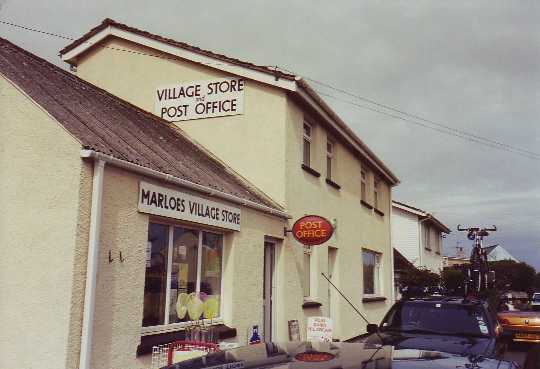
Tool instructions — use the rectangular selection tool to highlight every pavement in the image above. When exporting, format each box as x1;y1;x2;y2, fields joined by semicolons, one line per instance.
503;342;540;369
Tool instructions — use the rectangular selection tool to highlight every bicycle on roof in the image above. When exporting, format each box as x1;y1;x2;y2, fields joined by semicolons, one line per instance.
457;224;497;296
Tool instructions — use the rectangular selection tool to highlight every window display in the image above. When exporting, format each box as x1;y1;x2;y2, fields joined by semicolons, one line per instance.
143;222;223;329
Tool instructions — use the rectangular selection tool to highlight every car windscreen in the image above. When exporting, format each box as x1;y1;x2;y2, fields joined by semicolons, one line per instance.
533;294;540;302
381;302;491;337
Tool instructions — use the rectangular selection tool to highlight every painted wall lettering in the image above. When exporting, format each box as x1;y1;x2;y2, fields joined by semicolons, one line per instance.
155;77;245;122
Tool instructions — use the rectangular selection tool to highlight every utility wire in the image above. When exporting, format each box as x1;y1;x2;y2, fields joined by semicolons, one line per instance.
2;19;539;160
276;66;540;160
316;90;540;161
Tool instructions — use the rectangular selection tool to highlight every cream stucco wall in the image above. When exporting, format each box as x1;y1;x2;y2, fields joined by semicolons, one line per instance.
75;38;288;206
0;76;84;369
84;165;285;369
284;99;393;340
70;35;395;343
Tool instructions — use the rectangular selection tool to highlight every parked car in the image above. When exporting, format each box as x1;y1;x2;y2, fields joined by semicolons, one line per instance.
497;309;540;343
531;292;540;311
163;341;518;369
348;296;506;357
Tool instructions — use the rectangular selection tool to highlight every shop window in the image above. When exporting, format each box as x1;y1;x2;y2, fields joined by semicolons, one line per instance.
326;139;334;180
362;249;381;296
303;122;312;167
143;223;223;331
361;170;368;202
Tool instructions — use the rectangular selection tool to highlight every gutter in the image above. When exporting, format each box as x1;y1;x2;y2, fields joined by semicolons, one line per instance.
79;159;105;369
80;150;291;220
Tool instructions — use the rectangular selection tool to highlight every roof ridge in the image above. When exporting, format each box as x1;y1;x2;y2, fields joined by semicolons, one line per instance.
59;18;296;81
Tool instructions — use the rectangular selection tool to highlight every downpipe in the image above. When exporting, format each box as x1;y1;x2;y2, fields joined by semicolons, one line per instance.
79;159;105;369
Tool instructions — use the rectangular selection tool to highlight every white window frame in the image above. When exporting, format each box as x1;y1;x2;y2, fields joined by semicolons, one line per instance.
326;139;334;180
423;225;431;251
141;222;225;335
303;121;312;167
362;249;382;297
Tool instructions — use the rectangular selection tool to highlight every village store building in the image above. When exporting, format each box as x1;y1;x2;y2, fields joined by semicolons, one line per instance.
0;39;289;369
60;19;401;344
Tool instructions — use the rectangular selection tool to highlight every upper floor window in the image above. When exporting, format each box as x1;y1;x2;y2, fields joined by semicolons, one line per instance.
423;225;431;250
361;170;367;202
363;249;381;296
326;139;334;180
374;176;381;209
303;122;312;167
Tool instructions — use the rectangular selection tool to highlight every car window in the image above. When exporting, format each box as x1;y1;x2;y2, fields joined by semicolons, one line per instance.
381;302;490;336
533;294;540;302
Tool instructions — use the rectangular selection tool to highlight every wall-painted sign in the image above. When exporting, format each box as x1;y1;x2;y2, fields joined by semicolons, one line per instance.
306;317;333;343
138;181;241;231
155;77;245;122
291;215;334;246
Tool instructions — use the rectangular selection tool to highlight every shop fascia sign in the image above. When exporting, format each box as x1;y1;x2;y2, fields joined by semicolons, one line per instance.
155;77;245;122
138;181;240;231
285;215;334;246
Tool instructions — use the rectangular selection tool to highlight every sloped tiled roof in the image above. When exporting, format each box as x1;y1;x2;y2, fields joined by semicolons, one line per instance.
59;18;296;81
0;37;282;211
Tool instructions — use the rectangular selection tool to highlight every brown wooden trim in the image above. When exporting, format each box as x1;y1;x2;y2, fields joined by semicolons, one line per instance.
301;164;321;178
361;200;373;209
374;208;384;216
325;178;341;190
362;296;387;303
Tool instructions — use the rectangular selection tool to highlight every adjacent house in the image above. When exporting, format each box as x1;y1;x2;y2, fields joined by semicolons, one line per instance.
483;244;519;262
391;201;450;273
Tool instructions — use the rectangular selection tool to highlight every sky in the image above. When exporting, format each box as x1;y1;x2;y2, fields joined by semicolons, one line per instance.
1;1;539;269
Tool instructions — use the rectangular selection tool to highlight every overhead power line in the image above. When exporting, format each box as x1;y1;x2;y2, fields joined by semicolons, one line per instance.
1;19;539;161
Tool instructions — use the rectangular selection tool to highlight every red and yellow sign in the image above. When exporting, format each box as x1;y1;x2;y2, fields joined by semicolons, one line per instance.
291;215;334;246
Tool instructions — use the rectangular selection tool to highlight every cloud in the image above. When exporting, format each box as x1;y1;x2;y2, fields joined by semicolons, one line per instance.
1;0;538;269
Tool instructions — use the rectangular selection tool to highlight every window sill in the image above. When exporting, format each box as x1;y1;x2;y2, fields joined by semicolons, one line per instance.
302;296;323;309
137;323;236;356
361;200;373;209
325;178;341;190
435;251;441;255
374;208;384;216
424;247;432;251
362;296;387;303
301;164;321;178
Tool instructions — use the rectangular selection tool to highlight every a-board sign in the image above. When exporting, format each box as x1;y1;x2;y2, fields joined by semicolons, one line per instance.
291;215;334;246
306;317;333;343
155;77;245;122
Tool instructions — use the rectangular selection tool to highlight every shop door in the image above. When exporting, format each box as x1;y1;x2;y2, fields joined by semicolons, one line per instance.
263;241;275;342
328;247;337;323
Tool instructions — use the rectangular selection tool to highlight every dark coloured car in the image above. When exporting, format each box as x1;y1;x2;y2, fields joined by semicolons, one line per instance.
163;341;518;369
350;297;506;358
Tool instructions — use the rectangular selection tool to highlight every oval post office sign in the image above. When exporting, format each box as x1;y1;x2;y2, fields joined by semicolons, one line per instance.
291;215;334;246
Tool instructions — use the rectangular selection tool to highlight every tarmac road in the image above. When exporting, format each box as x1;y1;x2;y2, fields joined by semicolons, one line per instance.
503;342;540;369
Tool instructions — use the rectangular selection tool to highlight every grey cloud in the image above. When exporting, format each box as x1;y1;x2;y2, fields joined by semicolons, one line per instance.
1;0;538;268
